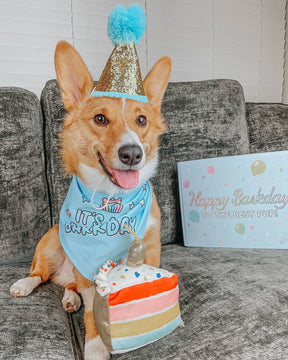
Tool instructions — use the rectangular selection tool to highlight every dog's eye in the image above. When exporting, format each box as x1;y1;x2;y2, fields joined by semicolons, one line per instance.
94;114;108;126
136;115;147;127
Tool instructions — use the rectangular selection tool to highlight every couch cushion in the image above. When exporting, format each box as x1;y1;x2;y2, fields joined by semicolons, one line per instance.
0;87;51;263
246;103;288;153
1;262;81;360
5;245;288;360
41;79;249;246
154;80;250;244
110;244;288;359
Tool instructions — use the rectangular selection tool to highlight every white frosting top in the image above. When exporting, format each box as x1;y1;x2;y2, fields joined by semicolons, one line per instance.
94;260;173;297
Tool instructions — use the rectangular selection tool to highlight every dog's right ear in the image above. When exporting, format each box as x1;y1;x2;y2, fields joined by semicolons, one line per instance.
55;41;94;112
143;56;172;112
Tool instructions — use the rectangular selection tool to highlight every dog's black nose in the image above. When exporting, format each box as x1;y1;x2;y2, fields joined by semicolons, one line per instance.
118;145;143;166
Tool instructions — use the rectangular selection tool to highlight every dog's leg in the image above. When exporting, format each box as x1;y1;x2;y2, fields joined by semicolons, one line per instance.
10;276;42;298
75;272;110;360
62;286;81;313
143;191;161;267
52;255;82;312
10;225;62;297
143;223;161;267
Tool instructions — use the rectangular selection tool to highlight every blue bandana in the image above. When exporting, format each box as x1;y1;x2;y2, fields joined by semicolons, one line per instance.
59;176;152;281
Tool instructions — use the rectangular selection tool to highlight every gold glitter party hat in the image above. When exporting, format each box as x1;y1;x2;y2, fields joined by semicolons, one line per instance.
90;4;148;103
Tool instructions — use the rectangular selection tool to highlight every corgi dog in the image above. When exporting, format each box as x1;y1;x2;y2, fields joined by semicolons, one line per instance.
10;41;171;360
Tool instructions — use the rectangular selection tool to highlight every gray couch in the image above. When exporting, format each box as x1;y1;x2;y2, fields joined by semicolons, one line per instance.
1;79;288;360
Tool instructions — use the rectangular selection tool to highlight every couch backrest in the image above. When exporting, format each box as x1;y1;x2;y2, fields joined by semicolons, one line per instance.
0;87;51;264
1;82;284;263
155;80;250;244
246;103;288;153
41;79;249;245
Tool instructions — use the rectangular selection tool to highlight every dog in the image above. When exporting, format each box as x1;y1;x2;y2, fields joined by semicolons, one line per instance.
10;41;171;360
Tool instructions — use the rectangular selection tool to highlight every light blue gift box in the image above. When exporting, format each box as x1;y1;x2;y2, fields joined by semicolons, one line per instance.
178;151;288;249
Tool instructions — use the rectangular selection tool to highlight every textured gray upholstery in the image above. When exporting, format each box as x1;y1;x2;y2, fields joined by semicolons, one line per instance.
0;87;51;264
1;81;288;360
0;88;76;360
114;244;288;360
40;80;70;226
246;102;288;153
155;80;249;244
1;263;78;360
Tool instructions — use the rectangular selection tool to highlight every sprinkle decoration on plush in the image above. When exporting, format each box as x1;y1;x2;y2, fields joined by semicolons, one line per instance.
93;225;183;354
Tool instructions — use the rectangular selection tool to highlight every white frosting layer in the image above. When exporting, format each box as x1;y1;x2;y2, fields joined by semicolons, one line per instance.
94;260;173;297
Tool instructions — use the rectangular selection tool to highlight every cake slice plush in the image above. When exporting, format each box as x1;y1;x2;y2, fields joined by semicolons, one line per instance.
93;226;183;354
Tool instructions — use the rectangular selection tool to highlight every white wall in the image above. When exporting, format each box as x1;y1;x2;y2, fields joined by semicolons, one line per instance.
0;0;286;102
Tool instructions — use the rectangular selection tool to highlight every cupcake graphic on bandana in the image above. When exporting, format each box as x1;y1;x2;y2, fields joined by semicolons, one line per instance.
101;197;123;213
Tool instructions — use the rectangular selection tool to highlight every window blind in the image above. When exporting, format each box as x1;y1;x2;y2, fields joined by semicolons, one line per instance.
0;0;72;96
259;0;285;102
0;0;286;102
146;0;213;82
147;0;285;102
283;1;288;104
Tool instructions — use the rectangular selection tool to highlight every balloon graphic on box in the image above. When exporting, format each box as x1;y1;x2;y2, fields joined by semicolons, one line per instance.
183;180;190;189
188;210;200;223
207;165;215;175
251;160;266;176
235;223;245;235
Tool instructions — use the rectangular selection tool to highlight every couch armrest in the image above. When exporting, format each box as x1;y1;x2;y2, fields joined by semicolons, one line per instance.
0;87;51;263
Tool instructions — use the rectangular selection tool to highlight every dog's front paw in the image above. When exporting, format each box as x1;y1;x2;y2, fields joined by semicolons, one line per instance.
10;276;41;297
62;289;81;312
84;336;110;360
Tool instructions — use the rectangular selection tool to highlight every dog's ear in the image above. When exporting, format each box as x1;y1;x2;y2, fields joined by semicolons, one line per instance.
143;56;172;112
55;41;94;112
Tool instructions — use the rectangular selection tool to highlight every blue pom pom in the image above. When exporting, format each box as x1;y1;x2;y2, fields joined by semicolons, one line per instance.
107;4;146;46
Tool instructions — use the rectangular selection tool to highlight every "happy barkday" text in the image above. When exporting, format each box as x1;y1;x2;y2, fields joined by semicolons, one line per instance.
189;187;288;211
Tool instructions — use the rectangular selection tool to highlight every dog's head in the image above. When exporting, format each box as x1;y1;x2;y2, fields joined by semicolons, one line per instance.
55;41;171;193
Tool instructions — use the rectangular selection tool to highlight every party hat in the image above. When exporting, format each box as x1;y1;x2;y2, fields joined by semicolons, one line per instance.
91;4;148;103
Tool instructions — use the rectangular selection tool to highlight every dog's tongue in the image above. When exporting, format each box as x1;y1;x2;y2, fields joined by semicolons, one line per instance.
111;169;139;189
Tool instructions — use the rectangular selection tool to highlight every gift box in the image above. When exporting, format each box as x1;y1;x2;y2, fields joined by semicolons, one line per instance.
178;150;288;249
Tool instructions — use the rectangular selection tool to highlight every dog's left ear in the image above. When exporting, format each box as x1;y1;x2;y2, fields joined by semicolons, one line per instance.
143;56;172;112
55;41;94;112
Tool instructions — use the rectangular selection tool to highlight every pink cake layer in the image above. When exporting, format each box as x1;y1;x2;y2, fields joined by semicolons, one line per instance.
109;286;179;322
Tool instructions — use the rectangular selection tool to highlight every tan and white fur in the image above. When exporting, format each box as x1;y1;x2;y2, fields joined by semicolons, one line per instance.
10;41;171;360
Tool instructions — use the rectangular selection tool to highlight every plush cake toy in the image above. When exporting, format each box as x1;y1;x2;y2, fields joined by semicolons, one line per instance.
93;225;183;354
